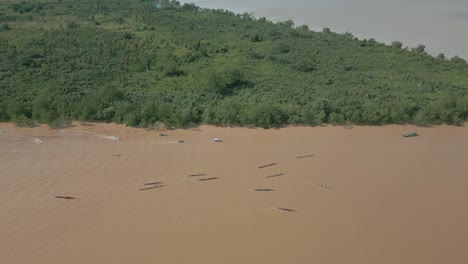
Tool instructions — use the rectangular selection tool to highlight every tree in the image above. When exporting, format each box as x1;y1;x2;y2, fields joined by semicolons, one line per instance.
206;68;248;96
298;25;309;31
66;21;79;29
283;20;295;28
277;42;290;53
247;103;286;128
391;41;403;49
0;23;11;31
329;112;345;124
449;56;467;65
411;44;426;53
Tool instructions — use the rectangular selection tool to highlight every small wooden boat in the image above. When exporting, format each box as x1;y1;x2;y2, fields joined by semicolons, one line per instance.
296;154;314;159
53;196;75;200
188;173;206;177
254;189;275;192
33;138;44;144
265;173;284;179
403;132;418;137
143;182;164;186
139;185;166;191
258;163;278;169
197;177;219;182
277;207;296;213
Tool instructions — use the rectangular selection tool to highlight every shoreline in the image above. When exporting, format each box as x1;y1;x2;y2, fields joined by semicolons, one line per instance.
1;121;466;132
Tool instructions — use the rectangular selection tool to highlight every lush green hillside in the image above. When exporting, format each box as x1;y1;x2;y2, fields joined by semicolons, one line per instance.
1;0;467;128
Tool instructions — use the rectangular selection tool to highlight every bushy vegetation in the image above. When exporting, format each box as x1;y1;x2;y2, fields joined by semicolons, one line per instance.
0;0;467;128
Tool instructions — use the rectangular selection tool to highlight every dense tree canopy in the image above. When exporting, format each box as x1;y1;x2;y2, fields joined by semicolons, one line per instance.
0;0;467;128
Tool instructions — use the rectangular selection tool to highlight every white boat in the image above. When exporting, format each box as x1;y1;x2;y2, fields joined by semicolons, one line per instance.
213;138;223;142
33;138;43;144
403;132;418;138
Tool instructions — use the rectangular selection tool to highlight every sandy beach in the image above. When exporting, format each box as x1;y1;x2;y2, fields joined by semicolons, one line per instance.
1;122;467;264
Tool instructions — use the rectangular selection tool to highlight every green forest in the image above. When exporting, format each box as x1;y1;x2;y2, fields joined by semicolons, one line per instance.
1;0;467;128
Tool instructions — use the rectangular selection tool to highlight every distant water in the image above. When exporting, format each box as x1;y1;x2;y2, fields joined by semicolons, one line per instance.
180;0;468;59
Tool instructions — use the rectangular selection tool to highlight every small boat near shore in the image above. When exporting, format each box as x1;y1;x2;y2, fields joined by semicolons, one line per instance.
403;132;418;137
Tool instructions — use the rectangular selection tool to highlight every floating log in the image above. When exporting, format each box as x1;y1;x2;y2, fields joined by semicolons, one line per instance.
265;173;284;179
197;177;219;181
139;185;166;191
53;196;75;200
258;163;278;169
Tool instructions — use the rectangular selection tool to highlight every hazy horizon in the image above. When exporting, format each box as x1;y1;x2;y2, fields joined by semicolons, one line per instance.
180;0;468;59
